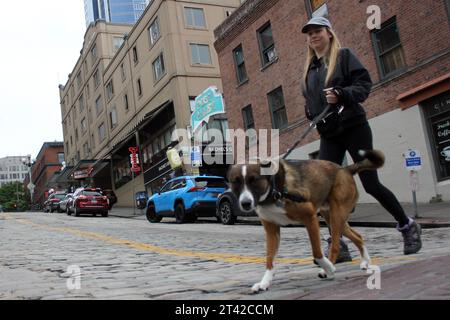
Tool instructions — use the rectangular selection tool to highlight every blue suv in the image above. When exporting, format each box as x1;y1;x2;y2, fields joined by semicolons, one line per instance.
146;175;228;223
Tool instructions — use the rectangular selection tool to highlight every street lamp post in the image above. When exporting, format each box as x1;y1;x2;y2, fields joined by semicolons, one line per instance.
22;155;35;205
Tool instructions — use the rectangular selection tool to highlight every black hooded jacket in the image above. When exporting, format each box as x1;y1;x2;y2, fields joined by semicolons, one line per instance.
302;48;373;130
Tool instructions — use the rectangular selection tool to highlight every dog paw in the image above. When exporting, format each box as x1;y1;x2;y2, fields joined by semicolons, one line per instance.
360;260;370;270
252;281;271;293
318;268;335;280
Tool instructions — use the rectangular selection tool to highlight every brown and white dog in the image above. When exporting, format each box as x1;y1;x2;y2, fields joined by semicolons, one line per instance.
228;150;385;292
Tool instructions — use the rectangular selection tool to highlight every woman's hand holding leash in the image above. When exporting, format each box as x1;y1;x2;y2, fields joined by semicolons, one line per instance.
324;87;341;104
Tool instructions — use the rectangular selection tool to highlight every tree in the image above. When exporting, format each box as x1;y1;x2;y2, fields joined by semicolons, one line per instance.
0;182;30;212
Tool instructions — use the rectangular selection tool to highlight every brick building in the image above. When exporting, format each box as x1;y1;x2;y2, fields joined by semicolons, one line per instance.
214;0;450;202
30;142;65;205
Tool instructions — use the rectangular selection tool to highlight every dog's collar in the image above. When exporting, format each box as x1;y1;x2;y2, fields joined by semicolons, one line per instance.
258;175;307;205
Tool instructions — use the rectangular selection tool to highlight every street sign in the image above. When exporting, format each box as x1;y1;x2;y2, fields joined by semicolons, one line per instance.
404;149;422;171
27;182;35;191
191;86;225;133
191;146;202;167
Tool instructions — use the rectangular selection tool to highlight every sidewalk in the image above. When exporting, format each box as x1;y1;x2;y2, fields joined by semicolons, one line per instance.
108;201;450;228
282;254;450;299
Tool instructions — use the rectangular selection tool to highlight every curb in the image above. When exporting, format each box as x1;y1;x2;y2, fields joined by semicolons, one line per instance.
109;214;450;228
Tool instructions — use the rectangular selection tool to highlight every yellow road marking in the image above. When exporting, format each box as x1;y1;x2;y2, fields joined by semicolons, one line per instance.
5;214;416;266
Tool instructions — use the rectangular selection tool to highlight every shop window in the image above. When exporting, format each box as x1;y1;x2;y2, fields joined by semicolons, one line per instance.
423;90;450;181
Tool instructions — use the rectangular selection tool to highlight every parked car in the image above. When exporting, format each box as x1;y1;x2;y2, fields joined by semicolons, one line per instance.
216;189;257;225
102;189;117;210
66;187;109;217
146;175;227;224
43;192;67;213
59;193;73;213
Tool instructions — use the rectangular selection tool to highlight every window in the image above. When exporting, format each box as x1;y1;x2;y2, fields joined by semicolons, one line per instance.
233;45;248;84
75;128;79;141
137;79;143;96
98;123;106;142
153;54;165;81
148;18;161;46
70;136;73;146
242;105;255;129
113;37;124;53
258;23;277;66
372;17;406;78
93;69;100;87
306;0;328;18
91;44;98;64
95;95;103;115
86;83;90;98
422;90;450;181
124;93;129;110
106;80;114;100
267;87;288;129
446;0;450;21
78;94;84;112
120;63;126;81
91;133;95;150
110;107;118;129
190;44;211;65
184;7;206;28
201;119;230;142
132;46;139;64
83;142;89;158
84;61;88;75
81;117;87;133
76;71;82;88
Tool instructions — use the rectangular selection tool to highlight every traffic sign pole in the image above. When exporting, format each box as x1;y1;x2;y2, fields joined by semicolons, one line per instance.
404;149;422;219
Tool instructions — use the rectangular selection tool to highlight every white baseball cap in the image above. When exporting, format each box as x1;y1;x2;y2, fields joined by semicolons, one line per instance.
302;16;332;33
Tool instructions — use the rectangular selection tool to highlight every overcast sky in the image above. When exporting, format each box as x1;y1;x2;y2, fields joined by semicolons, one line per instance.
0;1;86;160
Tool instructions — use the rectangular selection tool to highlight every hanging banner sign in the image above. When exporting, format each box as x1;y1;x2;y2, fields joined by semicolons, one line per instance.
129;147;141;173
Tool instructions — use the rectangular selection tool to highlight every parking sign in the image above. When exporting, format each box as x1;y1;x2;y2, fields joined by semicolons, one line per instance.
404;149;422;171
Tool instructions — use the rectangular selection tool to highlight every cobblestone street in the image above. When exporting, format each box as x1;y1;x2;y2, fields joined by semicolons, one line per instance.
1;211;449;300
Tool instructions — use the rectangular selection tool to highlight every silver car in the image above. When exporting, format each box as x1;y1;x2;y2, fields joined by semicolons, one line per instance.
59;193;73;213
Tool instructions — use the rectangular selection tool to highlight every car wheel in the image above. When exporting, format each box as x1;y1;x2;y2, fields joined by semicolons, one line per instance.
66;207;71;216
175;203;187;224
101;211;108;217
146;206;162;223
219;201;236;225
74;207;80;217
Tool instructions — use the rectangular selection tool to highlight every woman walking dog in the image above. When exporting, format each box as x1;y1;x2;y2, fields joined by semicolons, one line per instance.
301;16;422;257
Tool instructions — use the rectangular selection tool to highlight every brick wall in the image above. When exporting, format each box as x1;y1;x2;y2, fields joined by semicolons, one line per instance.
214;0;450;154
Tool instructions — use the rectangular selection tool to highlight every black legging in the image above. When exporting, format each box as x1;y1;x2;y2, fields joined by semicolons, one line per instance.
319;122;410;227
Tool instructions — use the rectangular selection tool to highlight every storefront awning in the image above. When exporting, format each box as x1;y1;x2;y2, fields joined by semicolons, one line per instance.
106;100;173;158
54;165;74;184
90;159;110;177
66;159;97;180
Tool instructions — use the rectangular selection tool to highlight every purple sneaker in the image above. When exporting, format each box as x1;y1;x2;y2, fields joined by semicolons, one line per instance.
397;218;422;255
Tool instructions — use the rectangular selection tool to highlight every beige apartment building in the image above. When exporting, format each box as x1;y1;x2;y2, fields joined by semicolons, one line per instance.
59;0;242;206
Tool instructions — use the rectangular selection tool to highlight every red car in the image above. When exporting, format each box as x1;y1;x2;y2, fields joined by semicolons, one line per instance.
66;187;109;217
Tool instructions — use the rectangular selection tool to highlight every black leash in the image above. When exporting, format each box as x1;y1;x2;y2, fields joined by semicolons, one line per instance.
269;104;334;204
282;103;333;160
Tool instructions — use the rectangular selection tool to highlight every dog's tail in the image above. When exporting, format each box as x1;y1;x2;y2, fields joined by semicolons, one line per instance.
345;149;385;175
